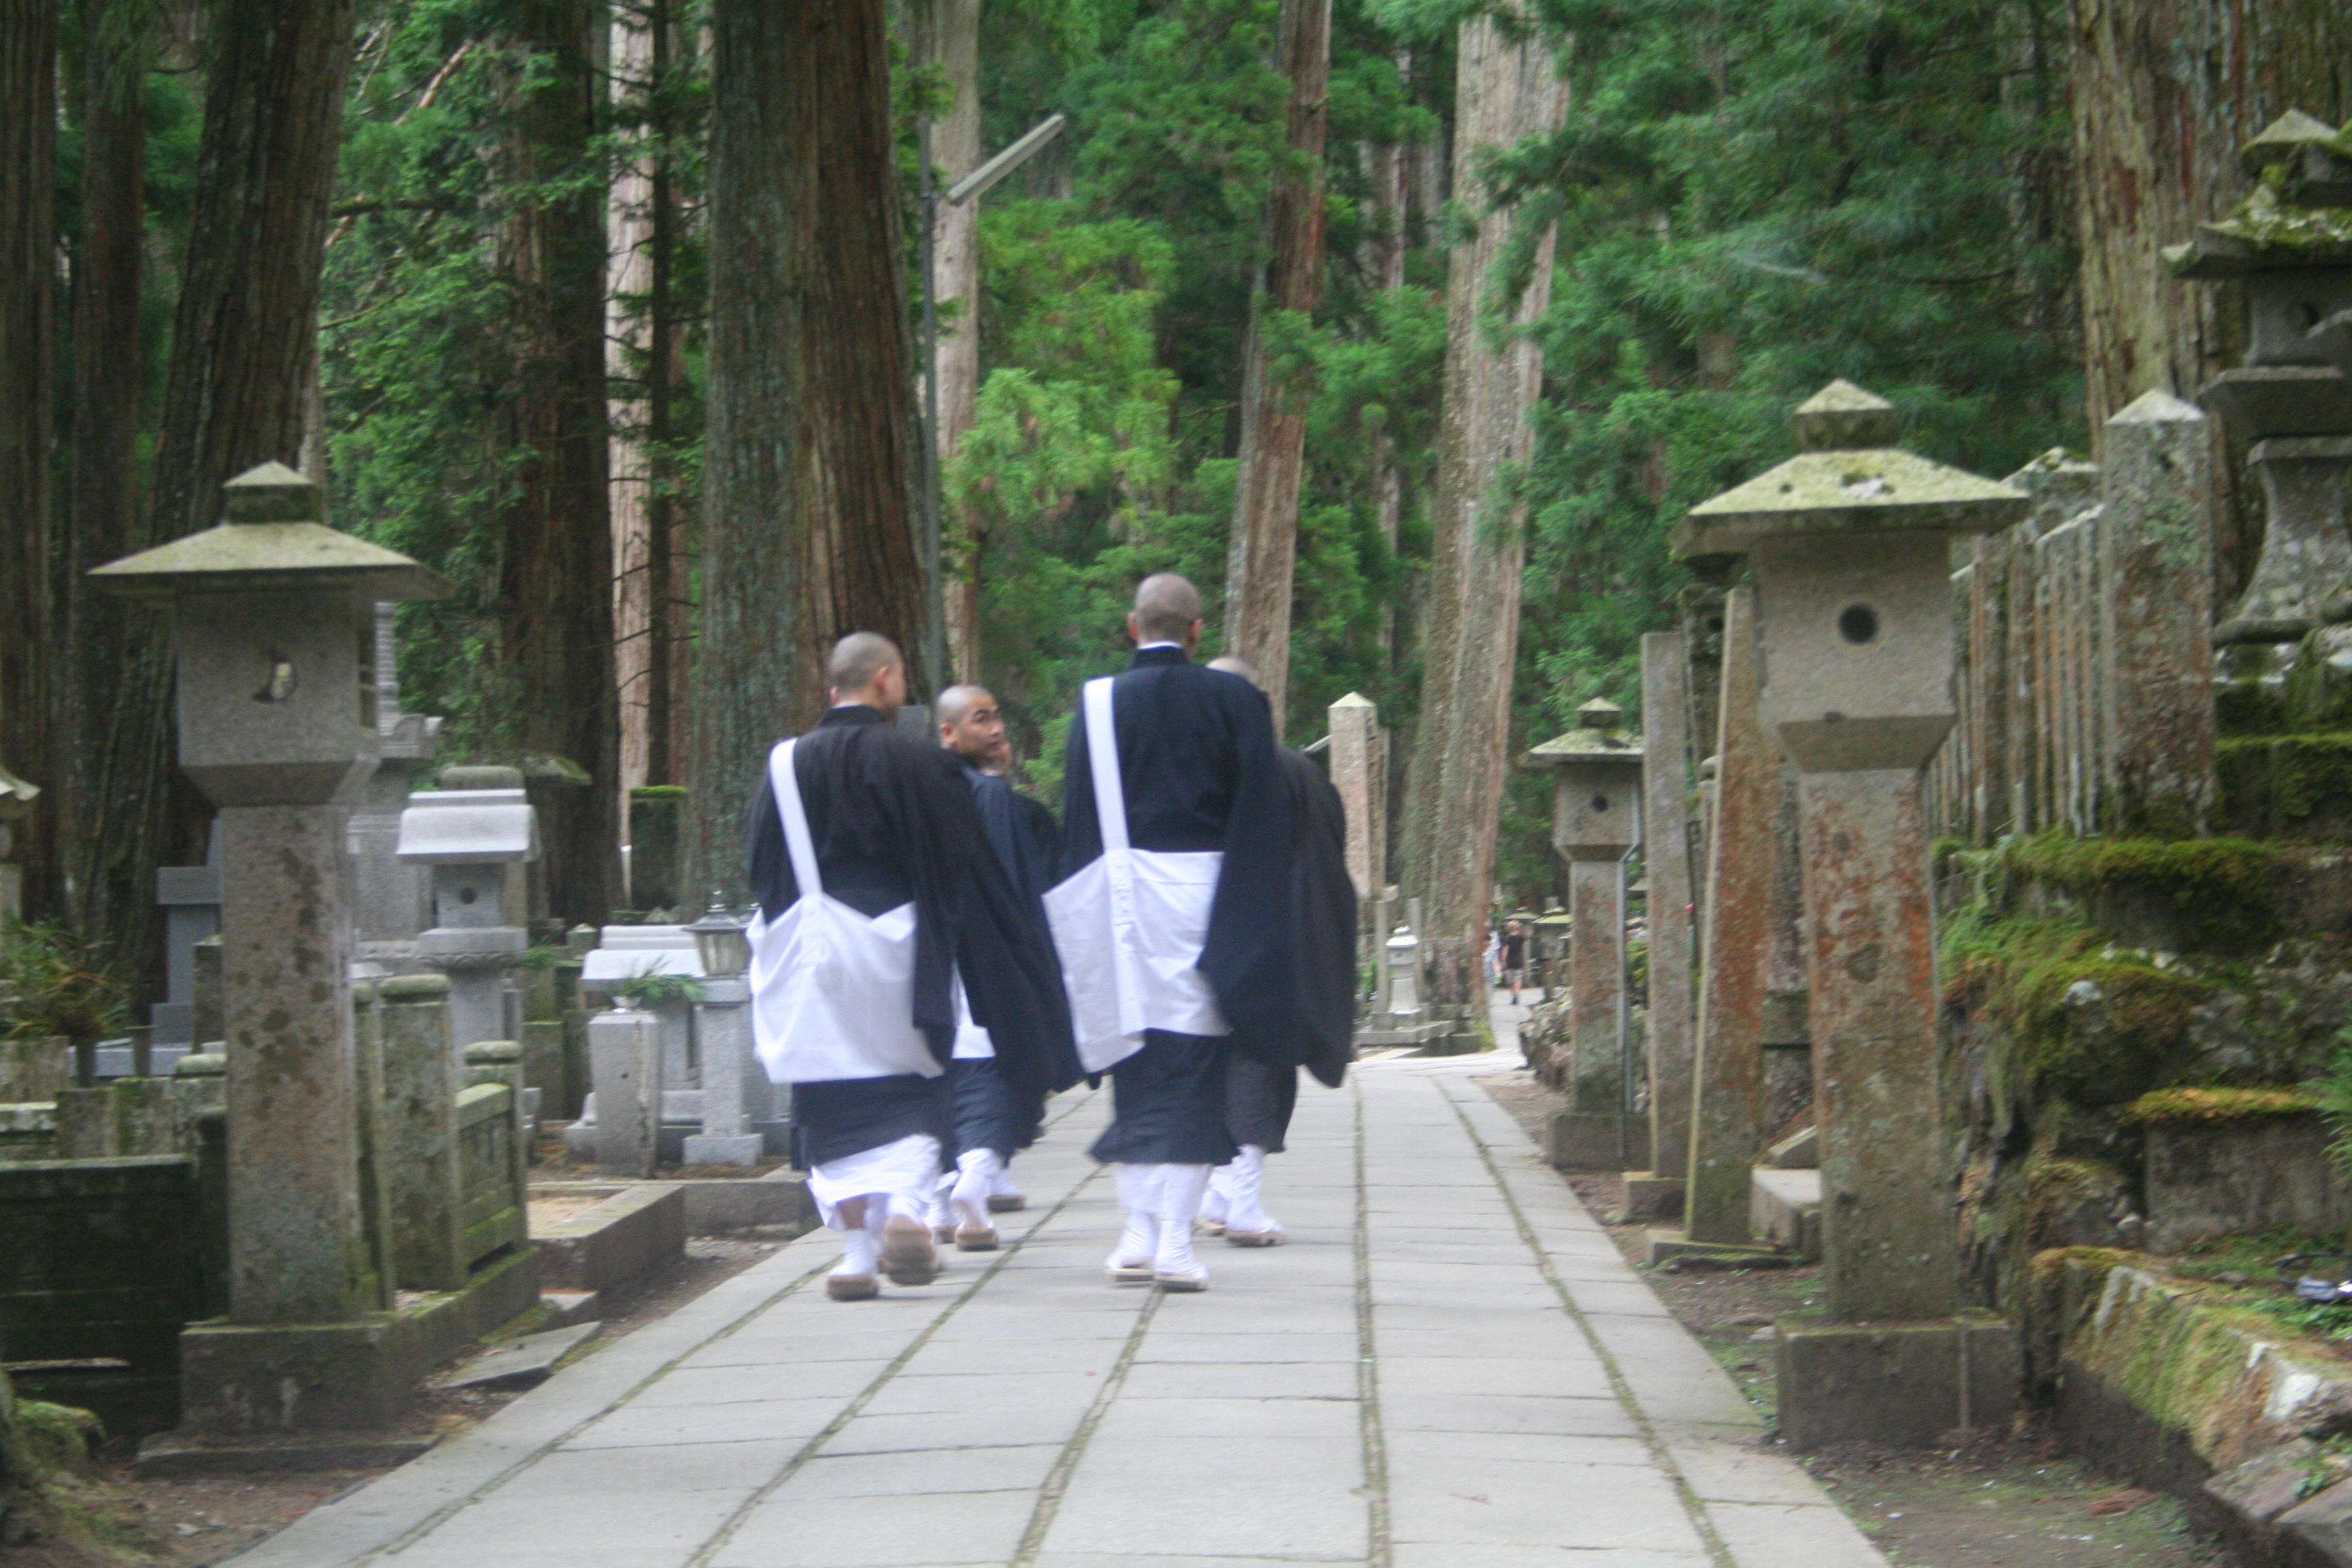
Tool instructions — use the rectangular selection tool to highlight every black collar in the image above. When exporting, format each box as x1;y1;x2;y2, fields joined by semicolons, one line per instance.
819;704;890;728
1130;644;1189;670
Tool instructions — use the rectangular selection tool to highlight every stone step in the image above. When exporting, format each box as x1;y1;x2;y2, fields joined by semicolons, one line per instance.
1750;1166;1822;1256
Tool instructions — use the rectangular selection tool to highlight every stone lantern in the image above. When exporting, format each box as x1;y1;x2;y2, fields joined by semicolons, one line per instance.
397;769;539;1055
2166;111;2352;664
1521;698;1643;1169
684;895;766;1167
1674;382;2027;1451
0;762;37;926
89;462;450;1333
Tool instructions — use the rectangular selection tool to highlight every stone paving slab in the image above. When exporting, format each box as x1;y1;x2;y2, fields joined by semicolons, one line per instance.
225;1024;1886;1568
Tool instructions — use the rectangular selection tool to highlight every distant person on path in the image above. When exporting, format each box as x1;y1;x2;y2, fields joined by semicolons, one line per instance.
1049;575;1294;1291
1499;918;1529;1005
1194;656;1356;1247
746;633;1076;1300
927;681;1061;1247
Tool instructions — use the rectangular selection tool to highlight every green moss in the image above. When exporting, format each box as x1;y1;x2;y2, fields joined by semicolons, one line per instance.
2125;1086;2321;1125
630;785;687;800
2216;679;2287;738
2006;833;2281;948
2219;734;2352;838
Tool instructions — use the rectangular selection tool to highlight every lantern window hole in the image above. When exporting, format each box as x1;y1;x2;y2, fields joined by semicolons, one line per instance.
459;885;477;906
1591;794;1610;813
1838;604;1880;645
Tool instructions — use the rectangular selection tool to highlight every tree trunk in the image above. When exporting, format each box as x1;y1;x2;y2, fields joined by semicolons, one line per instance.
1363;51;1412;666
1220;0;1332;729
0;0;57;917
1396;12;1564;1007
916;0;986;684
2070;0;2352;606
689;0;927;904
610;7;657;804
499;0;621;928
88;0;357;985
63;0;151;934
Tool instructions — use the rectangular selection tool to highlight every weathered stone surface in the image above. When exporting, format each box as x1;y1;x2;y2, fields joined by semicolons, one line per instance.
1326;693;1380;904
2144;1111;2351;1252
220;805;365;1325
1776;1315;2017;1454
1639;633;1697;1186
1685;589;1774;1245
379;975;464;1292
591;1009;662;1178
531;1182;684;1292
2097;392;2216;835
431;1320;600;1391
1750;1166;1821;1257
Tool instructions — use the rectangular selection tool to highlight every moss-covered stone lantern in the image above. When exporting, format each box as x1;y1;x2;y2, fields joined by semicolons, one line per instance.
1674;382;2026;1452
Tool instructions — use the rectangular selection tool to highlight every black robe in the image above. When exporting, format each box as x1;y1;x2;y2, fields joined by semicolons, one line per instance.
1058;644;1297;1060
745;705;1079;1098
949;763;1059;1160
1277;746;1358;1090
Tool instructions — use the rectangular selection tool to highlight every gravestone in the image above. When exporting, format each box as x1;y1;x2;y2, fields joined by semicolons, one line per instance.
1636;634;1697;1209
350;603;442;962
399;772;536;1057
1326;693;1382;908
582;924;704;1085
150;828;221;1045
589;1006;661;1178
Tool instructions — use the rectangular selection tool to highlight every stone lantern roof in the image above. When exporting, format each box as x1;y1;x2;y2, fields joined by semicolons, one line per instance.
90;462;450;602
1522;698;1644;770
2165;110;2352;279
1671;382;2027;561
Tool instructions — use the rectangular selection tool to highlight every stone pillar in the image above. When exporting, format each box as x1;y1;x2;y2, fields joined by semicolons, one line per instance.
683;978;763;1166
219;804;365;1324
1676;589;1774;1250
1565;859;1627;1117
591;1006;661;1177
350;983;395;1311
378;974;466;1292
2097;391;2217;834
1761;763;1812;1132
1327;693;1380;906
1638;634;1697;1194
151;830;222;1045
191;934;223;1047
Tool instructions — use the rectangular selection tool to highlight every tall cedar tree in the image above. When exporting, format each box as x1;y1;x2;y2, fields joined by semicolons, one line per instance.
0;2;57;915
1396;9;1563;1001
1221;0;1333;725
500;0;621;926
64;0;152;936
85;0;358;982
916;0;988;683
689;0;929;903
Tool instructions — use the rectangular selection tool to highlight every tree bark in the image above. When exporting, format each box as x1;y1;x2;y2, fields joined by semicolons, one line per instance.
689;0;927;904
0;0;57;917
1220;0;1333;729
86;0;357;984
1396;12;1564;1007
63;0;152;934
499;0;622;927
610;7;657;803
1362;50;1412;664
2069;0;2352;605
916;0;986;684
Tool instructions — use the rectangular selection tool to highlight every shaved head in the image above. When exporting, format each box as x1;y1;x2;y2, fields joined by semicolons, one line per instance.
1207;655;1258;688
828;631;900;693
936;683;992;725
1132;574;1203;644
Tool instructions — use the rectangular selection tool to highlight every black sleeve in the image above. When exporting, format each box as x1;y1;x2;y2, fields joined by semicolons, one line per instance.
1199;680;1296;1051
941;764;1079;1095
745;770;799;921
1058;702;1100;876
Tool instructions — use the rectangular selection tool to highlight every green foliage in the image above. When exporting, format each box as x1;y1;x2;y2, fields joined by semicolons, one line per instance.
604;970;704;1007
2317;1037;2352;1181
0;922;128;1045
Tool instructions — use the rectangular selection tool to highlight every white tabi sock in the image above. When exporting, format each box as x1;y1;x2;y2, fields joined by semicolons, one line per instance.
987;1164;1024;1200
1224;1145;1280;1235
951;1148;1000;1229
925;1170;955;1234
1108;1164;1161;1269
1201;1162;1235;1225
837;1205;883;1277
1152;1164;1213;1281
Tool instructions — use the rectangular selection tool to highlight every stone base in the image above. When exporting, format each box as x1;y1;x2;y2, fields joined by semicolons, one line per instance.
149;1247;540;1462
681;1132;764;1168
1353;1020;1452;1050
1614;1171;1684;1224
531;1183;686;1293
1750;1167;1823;1257
133;1431;440;1479
1776;1313;2019;1453
1546;1111;1647;1171
1643;1228;1785;1269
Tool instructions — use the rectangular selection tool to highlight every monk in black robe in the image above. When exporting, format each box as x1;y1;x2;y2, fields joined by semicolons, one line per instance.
1198;657;1358;1245
1056;575;1294;1290
928;682;1060;1247
746;634;1075;1299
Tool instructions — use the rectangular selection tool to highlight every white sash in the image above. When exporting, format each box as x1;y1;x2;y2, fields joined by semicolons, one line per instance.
1042;677;1227;1073
747;738;939;1083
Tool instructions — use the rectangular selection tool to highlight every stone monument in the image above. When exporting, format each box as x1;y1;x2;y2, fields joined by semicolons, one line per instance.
683;897;764;1166
1522;699;1644;1171
1674;382;2025;1450
350;603;442;962
1633;634;1697;1220
398;770;537;1055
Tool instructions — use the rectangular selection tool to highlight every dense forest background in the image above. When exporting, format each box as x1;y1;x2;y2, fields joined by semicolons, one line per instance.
11;0;2336;1002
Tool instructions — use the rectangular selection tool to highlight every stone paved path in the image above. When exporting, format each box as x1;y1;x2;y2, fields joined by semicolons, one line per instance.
229;1022;1884;1568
